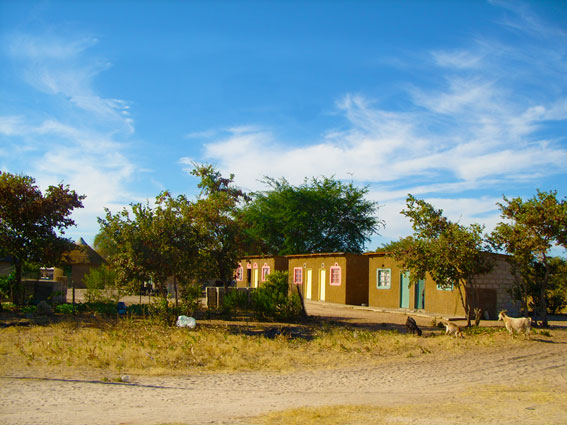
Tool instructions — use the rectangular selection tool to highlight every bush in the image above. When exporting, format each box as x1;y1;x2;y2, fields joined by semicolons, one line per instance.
83;266;123;303
546;291;567;315
221;289;250;315
0;273;15;301
251;271;302;322
55;303;75;315
127;304;149;316
21;305;37;314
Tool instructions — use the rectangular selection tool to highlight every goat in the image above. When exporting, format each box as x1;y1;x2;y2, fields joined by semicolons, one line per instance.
498;310;531;339
405;316;422;336
443;321;464;338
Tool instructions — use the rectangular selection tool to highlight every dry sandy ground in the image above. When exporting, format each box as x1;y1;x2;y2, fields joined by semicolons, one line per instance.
1;302;566;425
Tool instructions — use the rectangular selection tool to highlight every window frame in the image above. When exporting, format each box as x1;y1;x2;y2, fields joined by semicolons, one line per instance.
293;267;303;285
436;280;454;291
236;264;243;281
376;268;392;289
329;264;341;286
261;264;270;282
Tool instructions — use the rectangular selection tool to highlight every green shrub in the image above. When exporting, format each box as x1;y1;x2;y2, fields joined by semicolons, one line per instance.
84;301;118;316
55;303;75;315
251;271;302;322
21;305;37;314
1;302;17;312
83;266;123;303
0;273;15;301
221;289;250;315
546;291;567;315
127;304;149;316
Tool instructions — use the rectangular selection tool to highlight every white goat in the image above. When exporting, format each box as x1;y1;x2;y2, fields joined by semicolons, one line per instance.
498;310;531;339
443;321;464;339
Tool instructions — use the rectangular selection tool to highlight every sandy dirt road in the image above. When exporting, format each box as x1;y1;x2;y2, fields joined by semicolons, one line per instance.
1;303;566;425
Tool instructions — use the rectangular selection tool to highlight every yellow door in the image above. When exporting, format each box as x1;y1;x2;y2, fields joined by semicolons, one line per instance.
319;269;326;301
306;269;312;300
253;269;259;288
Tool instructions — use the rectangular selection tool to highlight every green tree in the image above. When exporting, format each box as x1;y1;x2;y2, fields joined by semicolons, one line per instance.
83;265;122;303
97;191;200;300
388;195;494;326
0;172;84;304
509;256;567;316
190;164;249;289
251;271;302;321
240;176;381;255
491;190;567;327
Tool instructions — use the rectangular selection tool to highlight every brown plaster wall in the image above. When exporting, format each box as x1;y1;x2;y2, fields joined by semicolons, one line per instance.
367;253;466;317
236;256;288;288
287;253;368;306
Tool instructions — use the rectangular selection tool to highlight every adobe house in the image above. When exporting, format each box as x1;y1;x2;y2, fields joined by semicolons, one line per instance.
287;253;369;306
366;251;519;318
59;238;106;289
235;255;288;288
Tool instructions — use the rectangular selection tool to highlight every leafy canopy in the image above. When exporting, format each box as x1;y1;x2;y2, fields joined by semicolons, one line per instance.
491;190;567;325
97;191;199;294
387;194;493;287
190;164;249;286
387;195;494;325
0;172;84;303
241;176;381;255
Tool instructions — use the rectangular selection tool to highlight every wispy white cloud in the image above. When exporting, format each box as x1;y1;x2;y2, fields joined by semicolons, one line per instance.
1;30;141;242
188;2;566;244
7;32;133;134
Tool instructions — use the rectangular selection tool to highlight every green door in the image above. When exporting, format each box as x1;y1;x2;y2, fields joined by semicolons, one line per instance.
400;272;410;308
415;279;425;309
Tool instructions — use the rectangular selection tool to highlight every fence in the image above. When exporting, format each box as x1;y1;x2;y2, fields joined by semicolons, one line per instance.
206;287;253;309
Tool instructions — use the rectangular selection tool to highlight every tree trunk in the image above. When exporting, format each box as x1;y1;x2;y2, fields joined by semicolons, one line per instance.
12;258;22;305
295;285;308;319
539;285;549;327
174;275;178;308
539;254;550;327
457;284;471;327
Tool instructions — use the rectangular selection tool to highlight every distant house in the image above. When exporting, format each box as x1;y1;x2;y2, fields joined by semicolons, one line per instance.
236;255;288;288
365;251;519;318
59;238;106;289
286;253;369;306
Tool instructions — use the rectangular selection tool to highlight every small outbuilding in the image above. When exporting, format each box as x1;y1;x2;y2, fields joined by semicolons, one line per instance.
59;238;106;288
287;253;369;306
235;255;288;288
366;251;519;318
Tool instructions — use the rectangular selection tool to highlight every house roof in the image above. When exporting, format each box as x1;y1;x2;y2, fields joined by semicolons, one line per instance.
62;238;106;266
285;252;362;259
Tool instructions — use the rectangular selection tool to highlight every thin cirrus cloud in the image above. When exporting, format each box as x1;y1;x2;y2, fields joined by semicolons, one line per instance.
8;33;133;134
1;32;138;241
193;5;566;242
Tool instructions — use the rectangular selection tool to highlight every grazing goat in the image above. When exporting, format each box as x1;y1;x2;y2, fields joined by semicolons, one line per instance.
443;321;464;339
405;316;422;336
498;311;531;339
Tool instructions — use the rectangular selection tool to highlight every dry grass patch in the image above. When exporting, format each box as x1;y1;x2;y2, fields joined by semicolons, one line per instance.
0;317;544;377
252;380;567;425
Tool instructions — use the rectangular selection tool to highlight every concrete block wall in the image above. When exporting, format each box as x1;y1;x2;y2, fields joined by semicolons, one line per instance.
471;255;520;315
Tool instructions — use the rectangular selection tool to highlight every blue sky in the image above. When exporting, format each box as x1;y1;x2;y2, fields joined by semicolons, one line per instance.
1;0;566;249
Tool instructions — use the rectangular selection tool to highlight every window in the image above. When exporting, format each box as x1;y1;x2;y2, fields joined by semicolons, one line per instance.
235;265;243;281
261;264;270;281
330;264;341;286
293;267;303;284
436;280;454;291
377;269;391;289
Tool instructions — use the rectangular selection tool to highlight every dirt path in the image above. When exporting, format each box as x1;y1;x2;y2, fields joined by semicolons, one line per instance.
2;304;566;425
